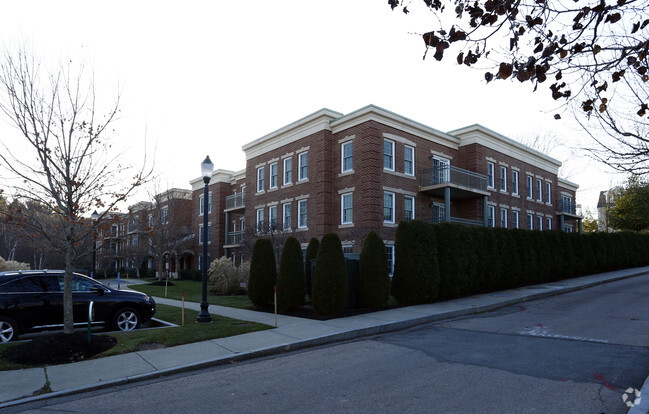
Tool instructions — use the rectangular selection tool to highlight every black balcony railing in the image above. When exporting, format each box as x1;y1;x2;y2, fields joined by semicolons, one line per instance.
226;231;245;245
427;216;484;227
420;165;488;192
558;200;582;216
226;192;245;210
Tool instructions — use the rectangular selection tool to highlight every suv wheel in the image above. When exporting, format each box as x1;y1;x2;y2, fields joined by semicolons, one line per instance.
113;308;141;331
0;316;18;342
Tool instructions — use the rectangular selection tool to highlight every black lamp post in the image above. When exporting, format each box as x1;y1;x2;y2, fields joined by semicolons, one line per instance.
91;210;99;278
197;155;214;323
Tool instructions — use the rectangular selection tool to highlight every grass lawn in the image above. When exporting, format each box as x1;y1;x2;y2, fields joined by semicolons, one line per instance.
0;304;270;370
130;279;254;309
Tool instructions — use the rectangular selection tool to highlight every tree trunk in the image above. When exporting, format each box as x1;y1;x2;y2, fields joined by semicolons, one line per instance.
63;247;75;334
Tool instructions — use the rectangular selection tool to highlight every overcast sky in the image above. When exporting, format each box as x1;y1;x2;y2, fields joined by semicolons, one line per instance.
0;0;625;213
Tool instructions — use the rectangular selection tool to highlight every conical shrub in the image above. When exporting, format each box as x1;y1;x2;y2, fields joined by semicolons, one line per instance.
247;238;277;308
359;230;390;309
277;236;305;312
312;233;347;316
304;237;319;297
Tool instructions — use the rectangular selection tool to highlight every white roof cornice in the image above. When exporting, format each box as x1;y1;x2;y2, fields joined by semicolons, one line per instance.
190;169;236;191
558;177;580;191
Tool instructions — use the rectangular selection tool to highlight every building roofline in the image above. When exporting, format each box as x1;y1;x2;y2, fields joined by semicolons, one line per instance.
190;169;236;191
558;177;580;191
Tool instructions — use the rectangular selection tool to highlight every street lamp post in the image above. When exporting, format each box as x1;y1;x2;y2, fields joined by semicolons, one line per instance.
91;210;99;278
197;155;214;323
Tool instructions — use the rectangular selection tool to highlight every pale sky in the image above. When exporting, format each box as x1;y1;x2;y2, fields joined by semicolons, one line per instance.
0;0;625;214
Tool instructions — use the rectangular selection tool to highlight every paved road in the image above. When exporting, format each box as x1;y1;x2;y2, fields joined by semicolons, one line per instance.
11;274;649;413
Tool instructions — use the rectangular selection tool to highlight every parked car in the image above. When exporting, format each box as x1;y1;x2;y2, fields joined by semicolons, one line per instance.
0;270;156;342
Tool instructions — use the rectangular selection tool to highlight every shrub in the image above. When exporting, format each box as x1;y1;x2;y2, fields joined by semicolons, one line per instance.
248;238;277;308
359;230;390;309
304;237;319;297
0;257;30;271
392;220;439;304
277;237;305;312
312;233;347;316
436;223;474;298
179;269;202;281
208;256;249;295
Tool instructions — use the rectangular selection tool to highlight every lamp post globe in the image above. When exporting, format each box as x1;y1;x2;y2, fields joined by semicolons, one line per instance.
197;156;214;323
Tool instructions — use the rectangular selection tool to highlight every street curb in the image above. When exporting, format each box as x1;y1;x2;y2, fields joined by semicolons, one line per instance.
1;268;648;410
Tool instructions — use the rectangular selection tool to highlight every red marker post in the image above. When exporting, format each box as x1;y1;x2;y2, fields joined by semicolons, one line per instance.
274;285;277;328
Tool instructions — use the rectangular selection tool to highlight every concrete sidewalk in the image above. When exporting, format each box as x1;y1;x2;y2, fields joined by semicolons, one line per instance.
2;266;649;410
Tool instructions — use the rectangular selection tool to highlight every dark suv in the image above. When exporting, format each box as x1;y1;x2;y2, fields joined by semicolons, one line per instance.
0;270;156;342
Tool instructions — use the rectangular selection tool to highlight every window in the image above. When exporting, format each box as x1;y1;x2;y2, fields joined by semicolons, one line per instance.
404;196;415;221
342;245;353;254
528;213;534;230
546;182;551;204
500;166;507;192
385;245;394;276
537;216;543;230
256;209;264;233
269;206;277;232
404;146;414;176
298;152;308;180
283;158;292;185
546;217;552;230
512;210;519;229
283;203;291;230
199;194;212;215
298;199;307;228
161;207;168;224
562;195;573;213
198;223;211;244
257;167;265;192
148;214;153;228
341;142;353;172
512;170;519;195
341;193;353;224
487;205;495;227
432;203;445;222
500;208;507;228
383;192;395;223
432;156;450;184
383;139;394;170
241;218;245;232
536;179;543;202
526;175;533;199
269;163;278;189
487;162;495;188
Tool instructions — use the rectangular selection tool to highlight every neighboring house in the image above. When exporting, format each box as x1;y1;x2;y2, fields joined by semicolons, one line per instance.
597;186;623;232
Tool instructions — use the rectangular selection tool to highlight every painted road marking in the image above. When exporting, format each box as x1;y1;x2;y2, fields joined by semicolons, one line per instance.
519;326;609;344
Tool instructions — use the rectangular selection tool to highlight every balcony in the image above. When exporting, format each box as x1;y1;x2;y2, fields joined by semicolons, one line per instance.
426;216;484;227
225;192;245;212
225;231;245;246
419;165;490;199
557;201;582;218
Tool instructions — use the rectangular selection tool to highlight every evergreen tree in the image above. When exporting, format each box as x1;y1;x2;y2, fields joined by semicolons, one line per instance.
312;233;347;316
304;237;319;297
277;236;305;312
247;238;277;308
359;230;390;309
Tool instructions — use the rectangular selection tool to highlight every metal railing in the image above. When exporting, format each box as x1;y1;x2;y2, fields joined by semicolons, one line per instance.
225;192;245;210
226;231;245;245
426;216;484;227
558;201;582;216
420;165;488;192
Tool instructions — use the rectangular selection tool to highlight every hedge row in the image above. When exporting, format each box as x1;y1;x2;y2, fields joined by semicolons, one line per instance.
392;221;649;305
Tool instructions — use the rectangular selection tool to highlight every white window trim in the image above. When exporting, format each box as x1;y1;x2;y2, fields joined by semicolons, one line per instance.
298;199;308;228
404;145;415;176
341;192;353;225
256;208;264;233
257;167;265;193
269;205;277;232
341;141;353;173
512;210;519;229
536;179;543;202
298;152;308;181
500;208;507;228
526;175;533;200
512;170;519;196
500;166;507;193
283;203;291;231
404;195;415;221
269;162;278;189
487;162;495;189
383;139;395;171
488;205;495;228
283;157;292;186
384;191;395;224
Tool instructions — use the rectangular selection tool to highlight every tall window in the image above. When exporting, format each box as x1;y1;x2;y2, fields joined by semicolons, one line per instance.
404;146;414;176
546;217;552;230
283;203;291;230
383;139;395;171
536;179;543;202
512;210;519;229
433;203;445;222
487;205;495;227
341;142;353;172
199;194;212;215
500;208;507;228
512;170;519;195
298;199;307;228
341;193;353;224
161;207;169;224
526;175;533;199
199;223;211;244
256;209;264;233
528;213;533;230
298;152;308;180
385;245;394;276
487;162;495;188
269;206;277;232
383;192;395;223
269;163;278;189
562;195;573;213
257;166;265;192
283;158;292;185
404;196;415;221
537;216;543;230
500;166;507;192
545;182;551;204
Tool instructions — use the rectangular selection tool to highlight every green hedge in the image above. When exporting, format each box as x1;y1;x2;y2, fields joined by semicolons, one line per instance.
277;236;306;312
248;238;277;309
392;221;649;305
312;233;347;316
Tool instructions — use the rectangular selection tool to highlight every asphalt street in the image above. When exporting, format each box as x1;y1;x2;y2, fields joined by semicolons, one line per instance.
9;274;649;414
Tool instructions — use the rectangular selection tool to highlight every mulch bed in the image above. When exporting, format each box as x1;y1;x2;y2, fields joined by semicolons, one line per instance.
3;332;116;366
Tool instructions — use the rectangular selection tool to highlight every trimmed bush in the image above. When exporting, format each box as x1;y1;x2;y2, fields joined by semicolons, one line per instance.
392;220;439;304
247;238;277;308
359;230;390;309
277;237;306;312
304;237;320;297
312;233;347;316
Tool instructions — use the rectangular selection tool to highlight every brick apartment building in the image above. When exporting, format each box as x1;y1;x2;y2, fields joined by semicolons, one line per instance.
97;105;582;275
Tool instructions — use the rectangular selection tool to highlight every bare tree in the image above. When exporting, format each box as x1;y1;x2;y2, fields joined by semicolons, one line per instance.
0;45;152;334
